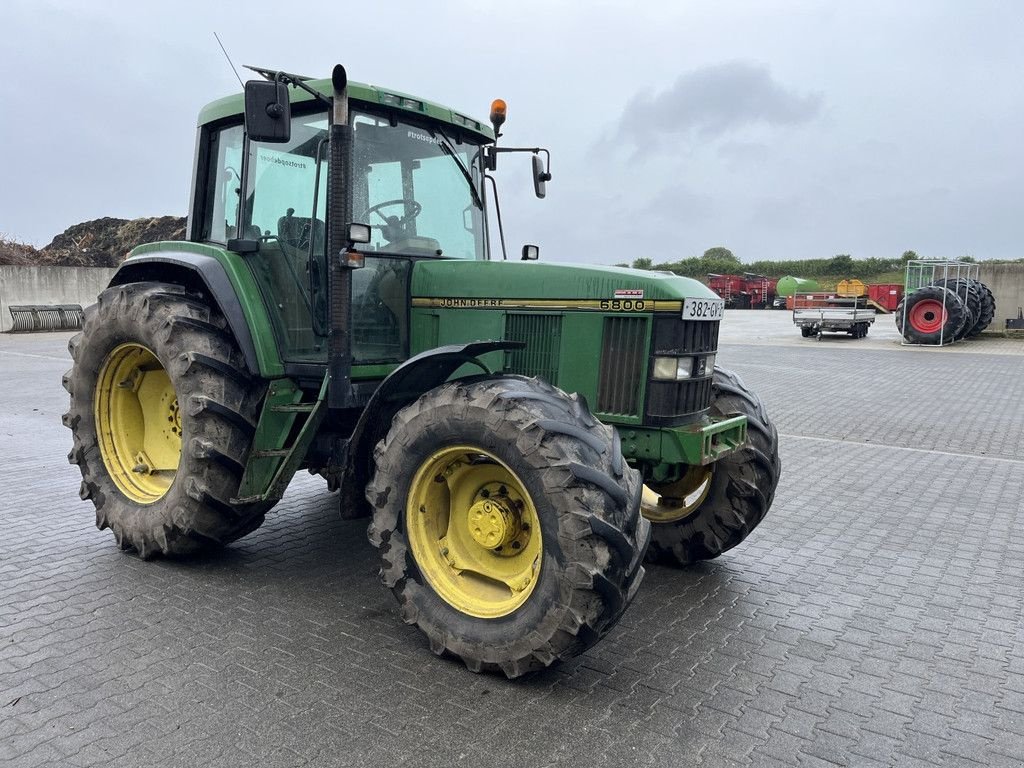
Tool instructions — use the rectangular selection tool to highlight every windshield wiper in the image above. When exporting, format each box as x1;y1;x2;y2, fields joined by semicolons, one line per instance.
432;127;484;210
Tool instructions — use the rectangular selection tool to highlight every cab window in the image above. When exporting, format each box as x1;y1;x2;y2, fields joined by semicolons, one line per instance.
200;124;244;243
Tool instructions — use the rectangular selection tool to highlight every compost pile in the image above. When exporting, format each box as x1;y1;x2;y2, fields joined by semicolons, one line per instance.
0;239;39;266
896;277;995;344
0;216;186;267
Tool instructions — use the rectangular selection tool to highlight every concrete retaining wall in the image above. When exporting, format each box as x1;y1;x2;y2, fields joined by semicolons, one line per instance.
1;262;1020;333
0;266;116;332
978;263;1024;328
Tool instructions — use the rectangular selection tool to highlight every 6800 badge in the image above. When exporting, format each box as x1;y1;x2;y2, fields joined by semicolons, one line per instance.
682;297;724;321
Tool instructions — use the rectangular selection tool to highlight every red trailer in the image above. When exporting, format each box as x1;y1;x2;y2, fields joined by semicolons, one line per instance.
707;274;744;307
866;283;904;313
707;273;778;309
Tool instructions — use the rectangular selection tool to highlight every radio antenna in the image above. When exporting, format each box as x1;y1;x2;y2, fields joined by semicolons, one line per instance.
214;32;244;88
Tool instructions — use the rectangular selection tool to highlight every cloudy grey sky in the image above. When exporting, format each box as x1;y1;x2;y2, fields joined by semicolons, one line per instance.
2;0;1021;264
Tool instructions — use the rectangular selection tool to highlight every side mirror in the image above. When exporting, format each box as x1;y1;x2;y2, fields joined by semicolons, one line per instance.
532;154;550;199
244;80;291;143
483;145;497;172
521;244;539;261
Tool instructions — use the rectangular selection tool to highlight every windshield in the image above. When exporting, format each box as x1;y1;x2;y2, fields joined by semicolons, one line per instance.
353;111;486;260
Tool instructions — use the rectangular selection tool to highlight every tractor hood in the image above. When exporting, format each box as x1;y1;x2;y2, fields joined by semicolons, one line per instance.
411;260;716;305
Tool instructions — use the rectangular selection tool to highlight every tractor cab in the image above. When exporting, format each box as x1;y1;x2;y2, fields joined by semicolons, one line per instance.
197;74;493;366
193;68;549;374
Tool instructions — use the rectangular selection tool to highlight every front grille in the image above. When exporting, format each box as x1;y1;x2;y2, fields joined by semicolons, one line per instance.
652;317;719;354
646;317;720;424
646;378;714;420
505;313;562;384
597;316;647;415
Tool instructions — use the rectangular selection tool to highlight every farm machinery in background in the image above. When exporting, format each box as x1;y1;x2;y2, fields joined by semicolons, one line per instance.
774;276;819;308
708;271;909;317
707;273;778;309
784;263;999;344
792;292;876;339
782;279;904;311
787;279;904;340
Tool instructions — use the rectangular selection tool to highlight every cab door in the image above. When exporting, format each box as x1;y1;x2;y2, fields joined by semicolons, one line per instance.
240;111;330;363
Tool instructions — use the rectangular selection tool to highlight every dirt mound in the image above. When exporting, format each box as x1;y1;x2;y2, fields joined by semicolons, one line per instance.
0;216;186;267
41;216;187;267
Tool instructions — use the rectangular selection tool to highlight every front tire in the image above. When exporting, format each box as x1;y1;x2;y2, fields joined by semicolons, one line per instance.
63;282;269;557
644;367;781;566
366;376;649;678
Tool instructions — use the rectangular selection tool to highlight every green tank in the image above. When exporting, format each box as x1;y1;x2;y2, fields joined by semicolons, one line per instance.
777;275;820;297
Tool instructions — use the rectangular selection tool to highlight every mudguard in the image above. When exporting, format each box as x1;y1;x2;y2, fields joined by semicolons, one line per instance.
110;253;261;374
345;339;525;485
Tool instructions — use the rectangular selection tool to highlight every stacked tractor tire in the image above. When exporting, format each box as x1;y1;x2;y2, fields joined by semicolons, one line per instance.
896;278;995;344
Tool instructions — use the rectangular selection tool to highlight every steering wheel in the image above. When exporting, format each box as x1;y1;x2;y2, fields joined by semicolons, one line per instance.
363;198;422;223
361;198;422;242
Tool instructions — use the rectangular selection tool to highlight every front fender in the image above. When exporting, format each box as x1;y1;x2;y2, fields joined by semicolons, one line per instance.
346;339;525;483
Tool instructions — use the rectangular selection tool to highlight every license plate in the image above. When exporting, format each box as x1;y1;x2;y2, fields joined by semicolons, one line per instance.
682;297;724;321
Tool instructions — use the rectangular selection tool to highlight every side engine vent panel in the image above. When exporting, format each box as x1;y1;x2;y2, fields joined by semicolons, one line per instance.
597;316;647;416
505;313;562;385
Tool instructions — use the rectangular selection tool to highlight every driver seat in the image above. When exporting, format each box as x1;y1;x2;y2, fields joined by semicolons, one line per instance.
277;209;324;259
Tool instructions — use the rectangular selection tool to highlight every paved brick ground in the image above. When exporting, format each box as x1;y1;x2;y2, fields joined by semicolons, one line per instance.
1;326;1023;767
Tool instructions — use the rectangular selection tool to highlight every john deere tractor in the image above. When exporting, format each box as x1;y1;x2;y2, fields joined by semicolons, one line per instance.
64;65;780;677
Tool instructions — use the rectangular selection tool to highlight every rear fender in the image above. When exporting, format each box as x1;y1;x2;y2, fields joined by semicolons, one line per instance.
110;251;277;376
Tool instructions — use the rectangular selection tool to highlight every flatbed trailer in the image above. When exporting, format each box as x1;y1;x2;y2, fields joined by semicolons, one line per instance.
792;294;877;339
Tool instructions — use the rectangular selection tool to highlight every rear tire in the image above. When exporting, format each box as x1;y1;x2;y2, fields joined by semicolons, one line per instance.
63;282;269;558
366;376;649;678
645;367;781;565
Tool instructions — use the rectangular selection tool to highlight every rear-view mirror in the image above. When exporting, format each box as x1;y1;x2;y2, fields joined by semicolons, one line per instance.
244;80;291;143
532;154;549;199
521;244;539;261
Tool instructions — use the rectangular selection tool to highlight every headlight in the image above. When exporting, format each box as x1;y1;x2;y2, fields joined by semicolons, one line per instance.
652;357;676;380
653;356;694;380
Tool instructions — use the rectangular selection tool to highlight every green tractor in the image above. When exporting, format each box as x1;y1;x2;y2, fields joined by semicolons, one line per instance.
63;65;780;677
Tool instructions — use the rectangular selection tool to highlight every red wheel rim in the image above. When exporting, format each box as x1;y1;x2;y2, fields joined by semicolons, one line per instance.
909;299;946;333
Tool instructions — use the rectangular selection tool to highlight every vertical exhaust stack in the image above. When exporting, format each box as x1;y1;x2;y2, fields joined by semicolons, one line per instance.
327;65;355;408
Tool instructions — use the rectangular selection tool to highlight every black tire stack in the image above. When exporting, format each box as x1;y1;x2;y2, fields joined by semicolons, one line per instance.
896;278;996;344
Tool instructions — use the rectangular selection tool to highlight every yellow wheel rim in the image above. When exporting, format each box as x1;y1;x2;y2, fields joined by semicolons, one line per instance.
94;343;181;504
641;465;713;523
406;445;542;619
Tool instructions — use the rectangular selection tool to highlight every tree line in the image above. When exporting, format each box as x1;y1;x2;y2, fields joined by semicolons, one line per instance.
620;248;1000;282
